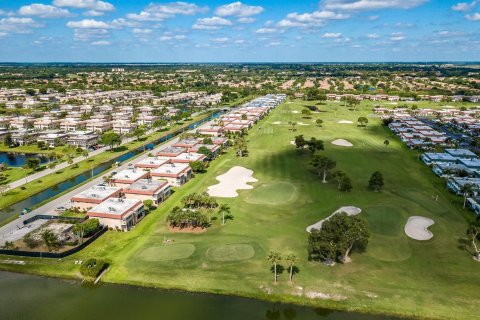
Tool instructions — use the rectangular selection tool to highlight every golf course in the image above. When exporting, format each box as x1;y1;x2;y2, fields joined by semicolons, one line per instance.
1;99;479;319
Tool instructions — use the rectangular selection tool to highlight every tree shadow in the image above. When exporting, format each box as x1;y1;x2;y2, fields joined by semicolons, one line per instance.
225;214;234;222
270;264;285;277
265;303;281;320
283;307;297;320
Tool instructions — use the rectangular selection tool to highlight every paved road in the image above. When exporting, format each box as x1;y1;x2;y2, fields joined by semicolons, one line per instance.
0;118;217;244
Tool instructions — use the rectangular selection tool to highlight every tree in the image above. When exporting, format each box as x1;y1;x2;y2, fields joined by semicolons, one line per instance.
460;183;475;209
234;136;247;157
197;146;214;160
82;150;89;159
310;154;336;183
3;133;13;146
288;121;297;132
48;162;56;170
357;117;368;127
301;109;311;118
307;137;324;154
308;213;369;263
368;171;384;192
100;131;121;151
315;119;323;127
285;253;297;283
467;225;480;260
334;171;352;192
132;125;147;141
42;230;59;252
102;174;113;186
384;140;390;148
189;160;206;173
218;203;231;225
294;135;306;149
25;157;40;171
2;241;15;250
73;223;86;244
267;250;282;284
153;119;167;132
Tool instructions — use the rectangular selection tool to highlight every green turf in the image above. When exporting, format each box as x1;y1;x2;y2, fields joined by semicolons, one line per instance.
205;244;255;262
2;99;480;319
138;244;196;262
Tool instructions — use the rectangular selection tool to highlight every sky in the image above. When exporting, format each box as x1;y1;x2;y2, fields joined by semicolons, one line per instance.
0;0;479;62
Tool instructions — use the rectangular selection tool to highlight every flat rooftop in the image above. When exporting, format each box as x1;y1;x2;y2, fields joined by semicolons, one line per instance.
89;198;141;216
152;163;190;175
112;169;149;181
173;152;206;162
445;149;477;158
423;152;457;161
124;179;169;193
135;156;171;167
72;185;120;201
157;146;187;155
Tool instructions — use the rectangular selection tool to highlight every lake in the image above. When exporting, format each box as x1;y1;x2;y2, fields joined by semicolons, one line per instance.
0;152;49;167
0;271;401;320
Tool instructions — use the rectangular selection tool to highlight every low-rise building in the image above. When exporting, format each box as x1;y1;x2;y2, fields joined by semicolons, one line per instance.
71;185;122;211
111;169;150;188
123;179;171;205
156;146;187;157
171;152;206;163
87;198;145;231
134;156;171;169
151;163;192;187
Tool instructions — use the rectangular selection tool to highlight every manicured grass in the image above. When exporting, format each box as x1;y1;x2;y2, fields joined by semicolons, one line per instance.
1;167;26;185
0;144;49;154
2;100;480;319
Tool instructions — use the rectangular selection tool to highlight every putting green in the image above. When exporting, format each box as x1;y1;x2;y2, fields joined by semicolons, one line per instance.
244;181;296;205
364;206;404;236
206;244;255;262
366;234;412;262
138;243;196;262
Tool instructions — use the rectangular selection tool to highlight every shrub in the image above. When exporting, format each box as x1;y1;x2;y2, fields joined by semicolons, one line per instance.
24;233;41;249
83;218;100;237
80;258;107;278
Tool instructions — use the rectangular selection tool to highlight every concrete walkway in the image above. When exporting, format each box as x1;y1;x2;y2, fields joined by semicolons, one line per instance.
0;119;217;245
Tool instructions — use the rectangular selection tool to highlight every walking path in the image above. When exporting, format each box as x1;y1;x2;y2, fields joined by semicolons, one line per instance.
0;118;217;245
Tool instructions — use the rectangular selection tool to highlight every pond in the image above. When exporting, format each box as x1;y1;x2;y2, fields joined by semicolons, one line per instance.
0;272;402;320
0;152;49;167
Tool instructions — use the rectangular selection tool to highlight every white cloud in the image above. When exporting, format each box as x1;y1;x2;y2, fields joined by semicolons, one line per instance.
84;10;104;17
234;39;245;44
367;33;380;38
322;32;342;38
73;28;108;41
192;17;232;30
67;19;111;29
19;4;71;18
111;18;139;28
238;17;255;23
452;1;478;11
127;2;208;21
466;12;480;20
390;32;405;41
215;2;264;17
322;0;428;11
53;0;115;12
368;15;379;20
211;37;230;42
277;10;349;28
255;27;276;34
0;17;44;34
133;28;152;34
91;40;110;46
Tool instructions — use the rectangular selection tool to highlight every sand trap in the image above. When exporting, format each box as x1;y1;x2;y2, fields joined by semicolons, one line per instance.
331;139;353;147
306;206;362;233
272;121;282;125
338;120;353;124
292;111;300;114
290;140;296;146
297;122;310;126
404;216;434;240
207;166;258;197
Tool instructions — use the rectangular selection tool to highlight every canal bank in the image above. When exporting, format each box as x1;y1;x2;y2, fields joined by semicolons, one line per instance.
0;271;402;320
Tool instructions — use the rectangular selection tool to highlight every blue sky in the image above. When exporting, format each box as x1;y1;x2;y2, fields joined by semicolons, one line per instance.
0;0;479;62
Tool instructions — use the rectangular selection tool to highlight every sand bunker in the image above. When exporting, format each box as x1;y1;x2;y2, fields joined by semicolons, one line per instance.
338;120;353;124
306;206;362;233
331;139;353;147
207;166;258;197
404;216;434;240
290;140;296;146
297;122;310;126
292;111;300;114
272;121;282;125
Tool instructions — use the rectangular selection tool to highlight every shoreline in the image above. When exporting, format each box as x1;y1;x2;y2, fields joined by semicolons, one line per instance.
0;268;420;320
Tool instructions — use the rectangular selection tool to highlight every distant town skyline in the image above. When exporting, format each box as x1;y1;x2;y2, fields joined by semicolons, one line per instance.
0;0;479;62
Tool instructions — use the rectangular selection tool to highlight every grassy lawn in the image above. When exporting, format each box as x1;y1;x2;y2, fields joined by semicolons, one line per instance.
0;111;217;215
0;144;49;154
1;167;26;185
1;100;479;319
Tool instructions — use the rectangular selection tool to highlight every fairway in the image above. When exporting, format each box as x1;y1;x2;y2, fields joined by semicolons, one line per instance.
244;181;297;205
206;244;255;262
7;99;480;320
138;243;196;262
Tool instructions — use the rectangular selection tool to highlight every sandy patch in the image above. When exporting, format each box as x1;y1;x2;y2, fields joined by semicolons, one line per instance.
331;139;353;147
207;166;257;197
306;206;362;233
290;140;296;146
305;291;347;301
272;121;282;125
297;122;310;126
338;120;353;124
387;102;398;105
404;216;434;240
292;110;300;114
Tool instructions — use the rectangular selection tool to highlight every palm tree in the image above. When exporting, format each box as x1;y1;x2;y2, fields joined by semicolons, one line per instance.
467;225;480;259
218;204;231;225
267;250;282;284
103;174;113;186
460;183;475;209
82;150;89;159
285;253;297;283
